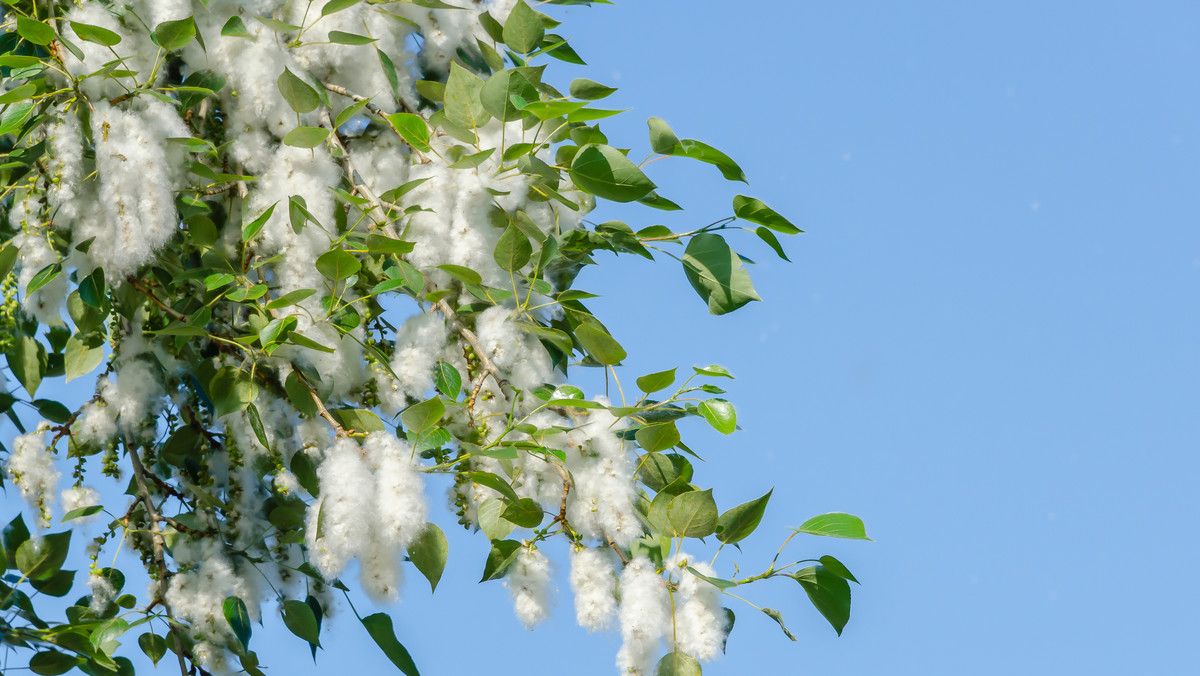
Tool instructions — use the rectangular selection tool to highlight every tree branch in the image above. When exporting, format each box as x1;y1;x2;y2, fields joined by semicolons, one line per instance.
321;81;432;164
125;436;191;676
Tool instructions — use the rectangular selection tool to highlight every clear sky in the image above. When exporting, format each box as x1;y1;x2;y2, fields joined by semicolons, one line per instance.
5;2;1199;675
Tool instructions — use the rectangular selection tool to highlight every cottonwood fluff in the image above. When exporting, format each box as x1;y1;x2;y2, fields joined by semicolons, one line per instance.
569;547;618;632
616;557;671;675
505;546;552;628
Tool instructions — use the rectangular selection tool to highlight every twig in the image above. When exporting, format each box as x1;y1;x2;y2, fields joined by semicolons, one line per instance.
293;369;348;437
125;435;190;676
128;278;186;321
433;300;511;398
321;81;432;164
319;109;395;234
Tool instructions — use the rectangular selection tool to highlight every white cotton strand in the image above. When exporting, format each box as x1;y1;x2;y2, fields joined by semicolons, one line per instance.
61;486;101;523
6;425;60;528
569;547;618;632
365;432;428;550
616;557;671;675
388;313;450;403
74;399;117;446
566;407;643;548
89;101;186;276
164;538;259;669
45;114;90;232
667;553;729;662
102;361;165;437
12;231;66;327
306;438;374;580
505;547;552;628
87;572;116;615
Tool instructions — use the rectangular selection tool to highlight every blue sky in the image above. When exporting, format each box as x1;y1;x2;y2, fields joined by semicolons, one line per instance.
5;1;1199;675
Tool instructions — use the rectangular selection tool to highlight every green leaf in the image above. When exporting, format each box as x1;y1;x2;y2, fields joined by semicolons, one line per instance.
666;489;718;538
220;16;252;38
321;0;364;16
716;488;772;544
15;531;71;579
283;126;329;148
17;17;56;46
90;617;129;655
335;99;370;129
9;335;47;396
380;177;432;203
365;234;415;255
674;139;746;183
478;497;515;541
256;16;302;33
519;99;586;120
635;422;680;453
153;17;197;51
242;203;276;242
575;322;626;365
0;83;36;105
681;233;761;315
383;112;431;153
209;366;256;417
480;539;522;582
693;364;734;379
480;68;539;122
315;249;361;281
29;651;77;676
331;409;385;434
636;368;676;393
465;471;520;503
569;144;655;203
406;523;448;593
569;78;617;100
223;596;252;650
493;225;532;271
26;262;61;295
755;226;790;262
448;148;494;169
501;498;544;529
361;613;421;676
433;362;462;399
245;403;271;451
761;607;797;641
685;566;737;591
437;264;482;286
793;565;852;635
697;398;736;435
0;244;19;279
401;397;444;435
62;505;103;522
502;0;545;54
819;555;859;584
444;62;490;131
265;288;316;309
278;67;320;114
647;117;680;155
567;107;625;123
0;100;36;136
64;335;103;383
733;195;801;234
282;599;321;646
637;453;693;493
79;268;106;307
653;651;702;676
34;399;70;424
138;633;167;666
794;513;872;541
328;30;375;45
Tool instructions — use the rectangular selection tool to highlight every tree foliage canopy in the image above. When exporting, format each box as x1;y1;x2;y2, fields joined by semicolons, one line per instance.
0;1;868;674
